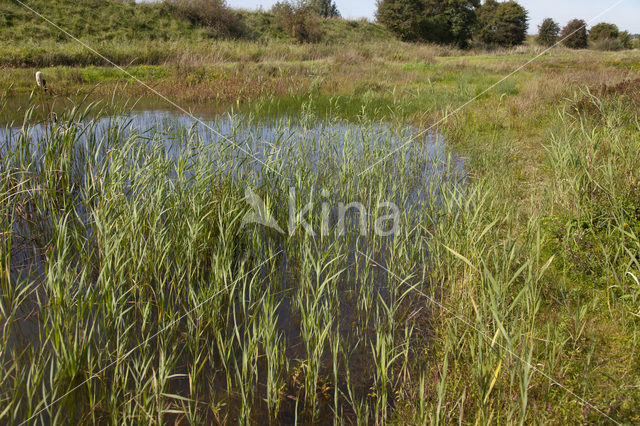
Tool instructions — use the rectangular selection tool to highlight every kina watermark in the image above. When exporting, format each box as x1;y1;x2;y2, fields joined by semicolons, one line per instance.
240;187;400;237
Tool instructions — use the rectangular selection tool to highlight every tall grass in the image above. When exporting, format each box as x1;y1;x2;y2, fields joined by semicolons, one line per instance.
0;96;462;423
2;69;640;424
404;85;640;423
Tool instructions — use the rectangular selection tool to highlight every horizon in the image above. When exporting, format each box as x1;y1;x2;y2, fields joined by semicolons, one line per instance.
222;0;640;34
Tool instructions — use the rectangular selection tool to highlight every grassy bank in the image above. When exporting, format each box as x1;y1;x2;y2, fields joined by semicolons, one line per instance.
0;0;392;67
2;0;389;42
3;13;640;424
3;44;639;122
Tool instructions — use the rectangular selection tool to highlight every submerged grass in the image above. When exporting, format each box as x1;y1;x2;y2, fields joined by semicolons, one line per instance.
0;98;462;423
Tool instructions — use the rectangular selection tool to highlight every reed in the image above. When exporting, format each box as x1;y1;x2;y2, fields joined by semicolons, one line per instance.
2;50;640;424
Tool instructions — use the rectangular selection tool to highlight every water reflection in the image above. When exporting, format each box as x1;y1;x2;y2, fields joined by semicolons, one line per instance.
2;109;465;424
1;109;463;191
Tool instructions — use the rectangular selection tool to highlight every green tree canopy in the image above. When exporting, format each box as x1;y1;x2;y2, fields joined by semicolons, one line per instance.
589;23;632;50
476;0;528;47
561;19;588;49
376;0;480;47
536;17;559;47
589;22;619;41
308;0;340;18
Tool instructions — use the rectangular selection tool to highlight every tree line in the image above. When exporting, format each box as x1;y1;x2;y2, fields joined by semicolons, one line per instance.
376;0;634;50
167;0;634;48
538;18;633;50
376;0;527;48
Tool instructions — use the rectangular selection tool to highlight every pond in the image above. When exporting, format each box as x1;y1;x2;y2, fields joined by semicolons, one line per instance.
1;104;465;424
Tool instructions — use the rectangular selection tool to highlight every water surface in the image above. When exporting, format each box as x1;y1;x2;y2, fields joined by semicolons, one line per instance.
2;107;465;424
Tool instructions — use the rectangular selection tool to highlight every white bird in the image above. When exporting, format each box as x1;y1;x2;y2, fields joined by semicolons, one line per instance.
35;71;47;92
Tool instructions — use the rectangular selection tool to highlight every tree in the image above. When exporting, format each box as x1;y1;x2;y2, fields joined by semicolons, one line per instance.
376;0;480;47
537;17;559;47
476;0;528;47
561;19;588;49
271;1;323;42
308;0;340;18
589;24;632;51
376;0;425;42
589;22;619;42
619;31;633;49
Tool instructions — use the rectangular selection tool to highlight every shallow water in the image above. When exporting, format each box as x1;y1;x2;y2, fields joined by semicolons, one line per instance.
2;108;453;157
2;108;464;424
1;108;463;194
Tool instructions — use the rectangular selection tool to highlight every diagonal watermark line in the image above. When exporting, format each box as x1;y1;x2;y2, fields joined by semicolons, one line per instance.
358;0;628;177
14;0;281;176
18;250;284;426
356;249;619;424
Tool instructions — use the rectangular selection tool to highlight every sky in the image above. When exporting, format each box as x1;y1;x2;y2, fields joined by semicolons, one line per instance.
225;0;640;34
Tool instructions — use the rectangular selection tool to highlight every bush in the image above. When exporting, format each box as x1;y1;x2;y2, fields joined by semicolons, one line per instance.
537;17;559;47
476;0;528;47
591;31;632;51
592;37;624;51
271;2;323;43
561;19;588;49
589;22;619;42
588;23;632;51
619;31;633;49
165;0;244;37
375;0;480;48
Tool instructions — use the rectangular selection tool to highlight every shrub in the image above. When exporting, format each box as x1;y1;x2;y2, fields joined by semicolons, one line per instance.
537;17;559;47
588;23;632;51
375;0;480;48
591;31;632;51
589;22;619;42
592;37;624;51
561;19;588;49
165;0;244;37
619;31;633;49
271;2;323;43
476;0;528;47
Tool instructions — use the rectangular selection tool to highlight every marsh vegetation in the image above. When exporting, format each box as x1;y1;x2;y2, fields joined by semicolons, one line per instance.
1;100;463;423
2;0;640;424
